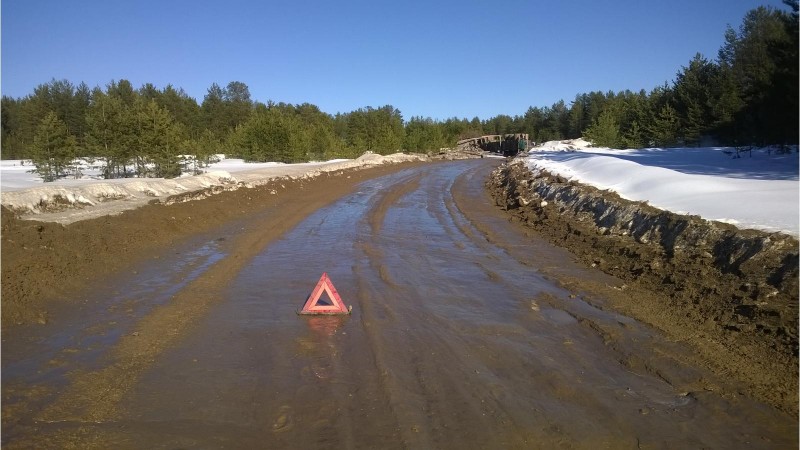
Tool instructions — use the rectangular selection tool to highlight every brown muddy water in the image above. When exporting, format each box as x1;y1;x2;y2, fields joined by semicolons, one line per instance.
2;160;796;448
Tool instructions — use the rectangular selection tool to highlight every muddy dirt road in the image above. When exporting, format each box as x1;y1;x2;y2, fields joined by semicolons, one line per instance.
2;160;796;448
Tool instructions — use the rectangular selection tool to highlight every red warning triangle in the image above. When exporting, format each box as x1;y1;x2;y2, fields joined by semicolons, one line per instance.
298;272;351;315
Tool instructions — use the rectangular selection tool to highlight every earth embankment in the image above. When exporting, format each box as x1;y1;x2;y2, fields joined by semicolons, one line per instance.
487;159;799;415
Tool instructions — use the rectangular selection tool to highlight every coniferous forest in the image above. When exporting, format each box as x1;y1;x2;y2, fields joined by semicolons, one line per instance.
1;3;796;181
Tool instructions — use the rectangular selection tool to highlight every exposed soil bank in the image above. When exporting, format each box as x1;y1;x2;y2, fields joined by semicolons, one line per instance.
487;159;799;416
1;161;429;328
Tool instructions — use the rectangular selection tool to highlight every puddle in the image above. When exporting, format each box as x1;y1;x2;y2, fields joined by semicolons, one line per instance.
1;234;227;431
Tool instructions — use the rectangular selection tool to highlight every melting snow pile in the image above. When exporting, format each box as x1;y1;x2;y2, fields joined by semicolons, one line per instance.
529;138;593;152
524;146;799;237
0;152;426;223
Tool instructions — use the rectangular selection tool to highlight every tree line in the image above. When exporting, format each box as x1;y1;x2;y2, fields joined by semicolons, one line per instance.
1;78;487;180
482;2;798;148
1;2;796;181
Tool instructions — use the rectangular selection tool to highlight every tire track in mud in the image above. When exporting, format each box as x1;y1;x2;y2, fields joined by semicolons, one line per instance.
420;189;559;446
354;169;435;449
353;164;535;448
449;164;704;390
366;172;422;237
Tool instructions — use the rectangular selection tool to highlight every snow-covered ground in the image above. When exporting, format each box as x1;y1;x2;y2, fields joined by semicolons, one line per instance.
526;141;799;237
0;152;425;223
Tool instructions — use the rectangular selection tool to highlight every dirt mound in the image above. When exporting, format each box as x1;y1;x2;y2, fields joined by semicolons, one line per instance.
487;159;799;415
430;146;487;160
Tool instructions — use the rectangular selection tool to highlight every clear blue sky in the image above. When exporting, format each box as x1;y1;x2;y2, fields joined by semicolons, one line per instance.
1;0;789;121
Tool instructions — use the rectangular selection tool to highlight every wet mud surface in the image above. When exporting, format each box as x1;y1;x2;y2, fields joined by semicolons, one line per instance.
487;161;799;418
2;160;797;448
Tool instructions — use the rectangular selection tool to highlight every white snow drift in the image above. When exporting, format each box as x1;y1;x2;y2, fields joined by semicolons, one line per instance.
525;141;799;237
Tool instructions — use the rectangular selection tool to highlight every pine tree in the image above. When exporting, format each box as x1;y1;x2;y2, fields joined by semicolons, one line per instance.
192;129;222;168
223;81;253;132
403;117;447;153
649;104;680;147
721;6;795;144
107;79;136;106
674;54;716;145
160;85;202;138
31;111;77;182
1;96;23;159
568;94;588;138
135;99;183;178
371;105;404;154
230;109;294;163
201;83;228;140
85;89;133;178
71;82;91;148
622;121;645;149
583;111;620;148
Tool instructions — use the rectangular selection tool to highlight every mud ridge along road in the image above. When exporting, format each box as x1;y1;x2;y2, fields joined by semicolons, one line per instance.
2;159;797;448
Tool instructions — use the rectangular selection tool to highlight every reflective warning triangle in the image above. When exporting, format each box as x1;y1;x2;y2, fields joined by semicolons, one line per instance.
298;272;351;315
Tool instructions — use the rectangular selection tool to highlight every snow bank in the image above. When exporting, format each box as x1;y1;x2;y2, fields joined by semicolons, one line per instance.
0;152;427;223
524;146;799;236
529;138;593;152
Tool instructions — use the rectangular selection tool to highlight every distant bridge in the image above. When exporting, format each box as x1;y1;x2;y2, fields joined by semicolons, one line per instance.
457;134;529;156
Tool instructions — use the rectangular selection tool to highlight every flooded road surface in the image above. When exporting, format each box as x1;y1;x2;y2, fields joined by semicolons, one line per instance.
3;160;796;448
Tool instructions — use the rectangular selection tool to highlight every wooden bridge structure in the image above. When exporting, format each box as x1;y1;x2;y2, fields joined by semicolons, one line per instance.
457;134;529;156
